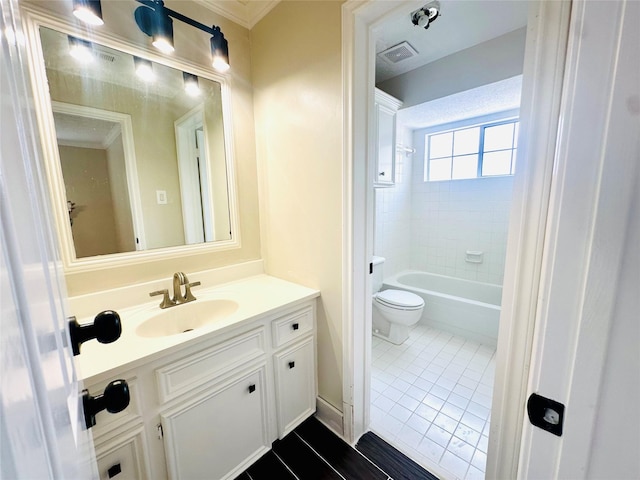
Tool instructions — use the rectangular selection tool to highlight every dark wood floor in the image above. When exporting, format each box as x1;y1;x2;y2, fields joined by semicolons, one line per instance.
235;417;438;480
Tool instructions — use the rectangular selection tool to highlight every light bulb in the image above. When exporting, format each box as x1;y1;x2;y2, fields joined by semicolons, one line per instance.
152;37;174;54
212;56;230;73
73;6;104;26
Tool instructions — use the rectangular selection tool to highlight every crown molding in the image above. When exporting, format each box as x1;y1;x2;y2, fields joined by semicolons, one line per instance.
193;0;280;29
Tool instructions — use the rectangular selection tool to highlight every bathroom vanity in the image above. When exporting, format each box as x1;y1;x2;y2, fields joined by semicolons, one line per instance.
77;275;319;480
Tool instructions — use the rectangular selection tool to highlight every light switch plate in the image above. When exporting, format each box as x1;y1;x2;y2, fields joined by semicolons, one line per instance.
156;190;167;205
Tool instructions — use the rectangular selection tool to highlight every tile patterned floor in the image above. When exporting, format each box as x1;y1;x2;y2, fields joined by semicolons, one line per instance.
370;324;496;480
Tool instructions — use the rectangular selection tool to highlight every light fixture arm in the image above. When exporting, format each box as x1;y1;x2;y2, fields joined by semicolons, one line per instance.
135;0;222;37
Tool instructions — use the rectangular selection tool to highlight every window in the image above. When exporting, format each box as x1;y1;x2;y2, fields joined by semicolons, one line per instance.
425;119;519;181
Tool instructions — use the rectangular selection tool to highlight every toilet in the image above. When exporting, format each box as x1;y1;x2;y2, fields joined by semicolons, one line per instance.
371;256;425;345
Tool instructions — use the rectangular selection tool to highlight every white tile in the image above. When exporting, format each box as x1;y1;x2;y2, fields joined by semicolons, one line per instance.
406;413;432;435
454;424;481;447
420;370;440;383
389;403;413;423
405;385;428;402
433;412;459;434
466;401;490;420
417;436;446;462
477;435;489;453
415;403;439;422
441;402;465;421
453;384;474;399
476;383;493;397
422;394;445;411
399;371;419;384
460;411;485;432
439;451;470;479
406;363;425;377
382;386;404;402
413;378;434;392
448;393;470;410
372;414;404;438
447;437;476;462
465;465;485;479
391;378;412;392
430;384;452;401
426;424;453;448
436;377;457;391
373;395;396;412
398;394;421;412
397;424;424;449
371;377;388;393
471;450;487;471
462;369;483;382
458;376;479;390
471;392;492;409
385;364;404;377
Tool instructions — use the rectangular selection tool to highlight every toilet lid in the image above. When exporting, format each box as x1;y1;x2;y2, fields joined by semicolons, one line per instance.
376;289;424;308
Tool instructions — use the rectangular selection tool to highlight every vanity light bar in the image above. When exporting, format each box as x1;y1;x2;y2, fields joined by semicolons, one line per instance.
71;0;230;73
134;0;230;73
183;72;201;97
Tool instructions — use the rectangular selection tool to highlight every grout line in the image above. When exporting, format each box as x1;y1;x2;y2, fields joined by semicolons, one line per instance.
272;450;301;480
293;432;347;480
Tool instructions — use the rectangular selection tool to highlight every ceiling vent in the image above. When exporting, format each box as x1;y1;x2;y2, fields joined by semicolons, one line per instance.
377;41;419;64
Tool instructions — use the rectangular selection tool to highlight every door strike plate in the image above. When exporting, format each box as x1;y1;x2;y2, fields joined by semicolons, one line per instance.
527;393;565;437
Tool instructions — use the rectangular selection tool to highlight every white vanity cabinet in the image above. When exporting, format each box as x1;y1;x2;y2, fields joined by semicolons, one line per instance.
374;88;403;187
85;299;317;480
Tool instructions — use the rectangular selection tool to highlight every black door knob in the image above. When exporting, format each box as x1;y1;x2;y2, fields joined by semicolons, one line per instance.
69;310;122;355
83;379;130;429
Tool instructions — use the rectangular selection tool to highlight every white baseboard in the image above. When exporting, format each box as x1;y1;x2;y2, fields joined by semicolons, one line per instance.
315;397;344;438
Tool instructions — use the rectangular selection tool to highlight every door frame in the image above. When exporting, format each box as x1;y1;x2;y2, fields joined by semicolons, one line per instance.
341;1;571;478
51;101;146;251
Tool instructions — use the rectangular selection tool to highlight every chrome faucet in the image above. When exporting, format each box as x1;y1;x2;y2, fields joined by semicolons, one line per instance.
150;272;201;309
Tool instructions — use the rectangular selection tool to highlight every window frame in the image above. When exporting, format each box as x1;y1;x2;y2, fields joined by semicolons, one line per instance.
423;113;520;182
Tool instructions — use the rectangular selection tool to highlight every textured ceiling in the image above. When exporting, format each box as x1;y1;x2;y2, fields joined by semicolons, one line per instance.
375;0;528;83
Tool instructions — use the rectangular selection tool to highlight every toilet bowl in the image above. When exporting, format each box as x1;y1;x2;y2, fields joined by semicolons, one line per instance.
372;289;425;345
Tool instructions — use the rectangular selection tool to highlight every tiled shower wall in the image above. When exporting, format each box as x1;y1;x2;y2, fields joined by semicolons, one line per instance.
410;176;512;285
374;128;513;286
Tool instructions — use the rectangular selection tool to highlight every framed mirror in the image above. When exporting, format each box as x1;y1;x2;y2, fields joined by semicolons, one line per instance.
24;14;240;273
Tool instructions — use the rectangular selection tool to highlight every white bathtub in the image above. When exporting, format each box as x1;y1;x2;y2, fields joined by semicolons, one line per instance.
382;271;502;346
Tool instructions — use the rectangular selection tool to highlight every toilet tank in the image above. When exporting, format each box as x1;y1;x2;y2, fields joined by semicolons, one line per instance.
372;256;385;293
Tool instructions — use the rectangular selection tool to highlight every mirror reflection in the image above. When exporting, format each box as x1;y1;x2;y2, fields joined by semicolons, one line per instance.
40;26;232;259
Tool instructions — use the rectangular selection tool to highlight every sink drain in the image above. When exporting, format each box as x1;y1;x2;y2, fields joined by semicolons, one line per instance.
183;328;194;333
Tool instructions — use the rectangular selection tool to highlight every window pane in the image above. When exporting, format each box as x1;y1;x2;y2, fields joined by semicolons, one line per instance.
484;123;515;152
452;154;478;180
513;122;519;148
482;150;512;176
429;132;453;158
453;127;480;156
429;158;452;181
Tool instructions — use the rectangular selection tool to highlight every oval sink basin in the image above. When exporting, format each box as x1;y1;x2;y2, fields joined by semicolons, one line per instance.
135;299;239;338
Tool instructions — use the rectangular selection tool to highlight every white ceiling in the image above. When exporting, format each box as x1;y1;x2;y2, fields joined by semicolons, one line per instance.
53;112;118;149
374;0;529;83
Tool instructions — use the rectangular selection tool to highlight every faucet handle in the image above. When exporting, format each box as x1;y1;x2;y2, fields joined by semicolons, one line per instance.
150;289;173;309
184;281;201;302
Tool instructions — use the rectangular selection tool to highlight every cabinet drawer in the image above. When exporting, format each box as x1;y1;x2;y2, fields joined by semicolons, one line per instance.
272;306;314;348
156;328;265;404
95;426;150;480
274;337;316;438
161;365;270;480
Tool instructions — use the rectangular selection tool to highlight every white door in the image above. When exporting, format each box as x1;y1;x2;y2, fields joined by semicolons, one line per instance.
1;1;98;477
517;1;640;477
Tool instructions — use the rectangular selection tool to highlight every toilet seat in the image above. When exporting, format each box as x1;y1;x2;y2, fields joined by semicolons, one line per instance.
375;289;424;310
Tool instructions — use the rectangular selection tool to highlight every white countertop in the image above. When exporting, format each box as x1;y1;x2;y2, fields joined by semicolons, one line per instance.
76;275;319;383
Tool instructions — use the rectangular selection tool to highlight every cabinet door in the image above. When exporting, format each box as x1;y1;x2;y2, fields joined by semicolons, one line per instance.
161;365;270;480
375;102;397;186
274;337;316;438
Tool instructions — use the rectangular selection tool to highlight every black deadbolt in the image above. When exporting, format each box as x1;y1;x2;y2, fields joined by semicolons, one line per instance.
292;323;299;331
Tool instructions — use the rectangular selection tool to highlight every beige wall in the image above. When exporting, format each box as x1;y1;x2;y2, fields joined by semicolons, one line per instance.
26;0;262;295
59;145;119;257
251;1;344;411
